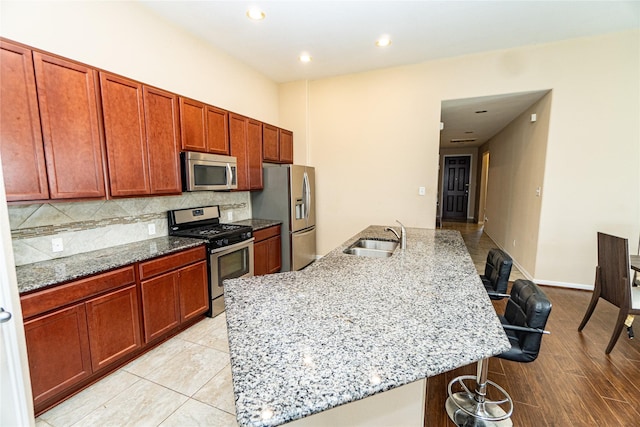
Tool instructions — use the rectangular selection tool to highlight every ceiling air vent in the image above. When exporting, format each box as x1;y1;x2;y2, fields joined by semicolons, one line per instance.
450;138;477;144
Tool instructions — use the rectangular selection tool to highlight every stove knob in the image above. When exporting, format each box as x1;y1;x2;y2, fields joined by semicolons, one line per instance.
223;238;229;245
216;239;224;247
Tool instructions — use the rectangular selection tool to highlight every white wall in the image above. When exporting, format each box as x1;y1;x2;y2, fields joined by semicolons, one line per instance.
0;0;279;124
480;93;552;280
281;30;639;287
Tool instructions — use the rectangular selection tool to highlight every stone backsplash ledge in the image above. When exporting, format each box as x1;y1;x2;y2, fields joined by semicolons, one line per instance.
9;191;251;266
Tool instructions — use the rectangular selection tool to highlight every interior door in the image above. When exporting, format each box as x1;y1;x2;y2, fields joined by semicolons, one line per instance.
442;156;470;220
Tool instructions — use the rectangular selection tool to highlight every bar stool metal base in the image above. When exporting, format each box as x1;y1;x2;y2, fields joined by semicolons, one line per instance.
445;359;513;427
445;391;513;427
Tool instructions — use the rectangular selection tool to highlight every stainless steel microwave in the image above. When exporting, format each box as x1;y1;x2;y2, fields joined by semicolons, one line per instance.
181;152;237;191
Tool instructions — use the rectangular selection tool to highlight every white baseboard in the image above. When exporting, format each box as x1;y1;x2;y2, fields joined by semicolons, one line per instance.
532;279;593;291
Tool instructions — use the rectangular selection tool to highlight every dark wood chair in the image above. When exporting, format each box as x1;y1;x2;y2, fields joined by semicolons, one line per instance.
578;232;640;354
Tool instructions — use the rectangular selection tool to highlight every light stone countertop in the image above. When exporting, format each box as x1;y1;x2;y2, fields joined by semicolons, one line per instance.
224;226;512;427
16;236;205;294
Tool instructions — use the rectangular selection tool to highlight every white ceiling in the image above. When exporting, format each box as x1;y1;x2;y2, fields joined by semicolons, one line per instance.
138;1;639;148
139;1;639;84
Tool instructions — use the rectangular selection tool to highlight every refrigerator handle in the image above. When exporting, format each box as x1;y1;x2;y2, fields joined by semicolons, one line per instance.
303;172;311;220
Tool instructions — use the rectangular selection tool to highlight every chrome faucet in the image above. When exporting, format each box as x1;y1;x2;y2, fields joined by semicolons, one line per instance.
384;220;407;249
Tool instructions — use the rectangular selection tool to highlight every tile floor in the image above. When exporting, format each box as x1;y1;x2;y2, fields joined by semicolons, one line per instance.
36;313;239;427
35;222;518;427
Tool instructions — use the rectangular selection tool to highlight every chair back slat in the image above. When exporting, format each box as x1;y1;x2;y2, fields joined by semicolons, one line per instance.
597;232;630;308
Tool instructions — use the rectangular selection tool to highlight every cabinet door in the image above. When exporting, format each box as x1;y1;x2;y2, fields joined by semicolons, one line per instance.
144;86;181;194
0;41;49;201
262;123;279;162
24;303;92;409
267;235;282;274
206;105;229;155
279;129;294;164
85;285;142;372
33;52;105;199
100;73;150;197
254;239;269;276
247;118;263;190
178;260;209;322
229;113;249;190
179;97;207;152
140;271;180;343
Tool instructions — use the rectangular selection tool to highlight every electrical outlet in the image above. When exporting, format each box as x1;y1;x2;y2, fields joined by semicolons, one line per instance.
52;238;63;253
227;211;233;221
418;186;426;196
148;223;156;235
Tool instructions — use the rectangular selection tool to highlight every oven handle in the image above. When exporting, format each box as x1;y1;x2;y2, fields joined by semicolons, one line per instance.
210;237;255;254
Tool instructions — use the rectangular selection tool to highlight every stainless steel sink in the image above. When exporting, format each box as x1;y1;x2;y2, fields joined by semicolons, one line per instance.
343;238;398;258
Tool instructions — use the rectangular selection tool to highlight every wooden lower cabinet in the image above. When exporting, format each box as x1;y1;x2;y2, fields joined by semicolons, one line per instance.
178;261;209;322
24;303;92;408
140;271;181;343
254;225;282;276
139;247;208;344
22;246;208;415
85;285;141;371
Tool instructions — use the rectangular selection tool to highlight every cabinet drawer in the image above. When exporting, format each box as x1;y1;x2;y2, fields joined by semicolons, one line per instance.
21;266;136;319
138;246;206;280
253;225;281;243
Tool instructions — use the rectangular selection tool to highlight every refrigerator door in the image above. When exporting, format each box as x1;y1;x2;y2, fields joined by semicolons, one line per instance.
291;227;316;271
290;166;316;232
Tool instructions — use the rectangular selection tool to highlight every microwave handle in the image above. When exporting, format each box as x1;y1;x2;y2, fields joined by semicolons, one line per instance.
227;163;233;189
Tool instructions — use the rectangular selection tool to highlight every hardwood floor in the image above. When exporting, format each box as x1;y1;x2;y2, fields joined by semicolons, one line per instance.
427;223;640;427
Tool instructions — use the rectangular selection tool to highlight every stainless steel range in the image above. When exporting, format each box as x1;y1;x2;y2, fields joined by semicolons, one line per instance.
168;205;254;317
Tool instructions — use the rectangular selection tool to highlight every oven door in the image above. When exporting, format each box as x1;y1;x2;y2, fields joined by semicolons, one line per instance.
210;239;254;300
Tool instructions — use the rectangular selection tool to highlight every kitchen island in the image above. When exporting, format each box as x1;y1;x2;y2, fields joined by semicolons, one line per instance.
224;226;511;427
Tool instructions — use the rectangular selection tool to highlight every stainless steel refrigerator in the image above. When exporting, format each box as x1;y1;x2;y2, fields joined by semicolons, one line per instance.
251;164;316;271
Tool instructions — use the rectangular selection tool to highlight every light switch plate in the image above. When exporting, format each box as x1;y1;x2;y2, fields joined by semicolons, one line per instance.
418;187;426;196
148;224;156;235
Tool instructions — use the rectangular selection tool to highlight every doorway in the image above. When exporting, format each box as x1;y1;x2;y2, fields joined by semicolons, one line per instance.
441;155;471;221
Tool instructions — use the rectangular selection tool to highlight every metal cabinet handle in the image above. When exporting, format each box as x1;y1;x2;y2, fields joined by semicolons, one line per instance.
0;307;12;323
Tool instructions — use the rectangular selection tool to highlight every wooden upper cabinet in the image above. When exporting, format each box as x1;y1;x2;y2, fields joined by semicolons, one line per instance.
247;118;263;190
229;113;262;190
0;41;49;201
179;97;207;152
263;123;279;162
262;123;293;165
279;129;294;164
206;105;229;154
143;86;181;194
33;52;105;199
100;73;150;197
229;113;249;190
179;97;229;155
101;73;181;197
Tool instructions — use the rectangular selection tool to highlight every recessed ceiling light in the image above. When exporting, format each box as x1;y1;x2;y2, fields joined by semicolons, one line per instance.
375;36;392;47
475;110;488;114
246;8;265;20
299;53;312;63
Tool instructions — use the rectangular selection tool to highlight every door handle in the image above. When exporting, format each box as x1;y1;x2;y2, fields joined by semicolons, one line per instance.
0;307;12;323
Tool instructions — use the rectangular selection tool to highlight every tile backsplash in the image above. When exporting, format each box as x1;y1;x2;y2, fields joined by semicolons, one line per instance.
9;191;251;266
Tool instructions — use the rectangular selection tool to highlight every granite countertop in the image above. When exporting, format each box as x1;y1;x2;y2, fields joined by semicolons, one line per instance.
233;218;282;231
224;226;511;427
16;236;205;294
